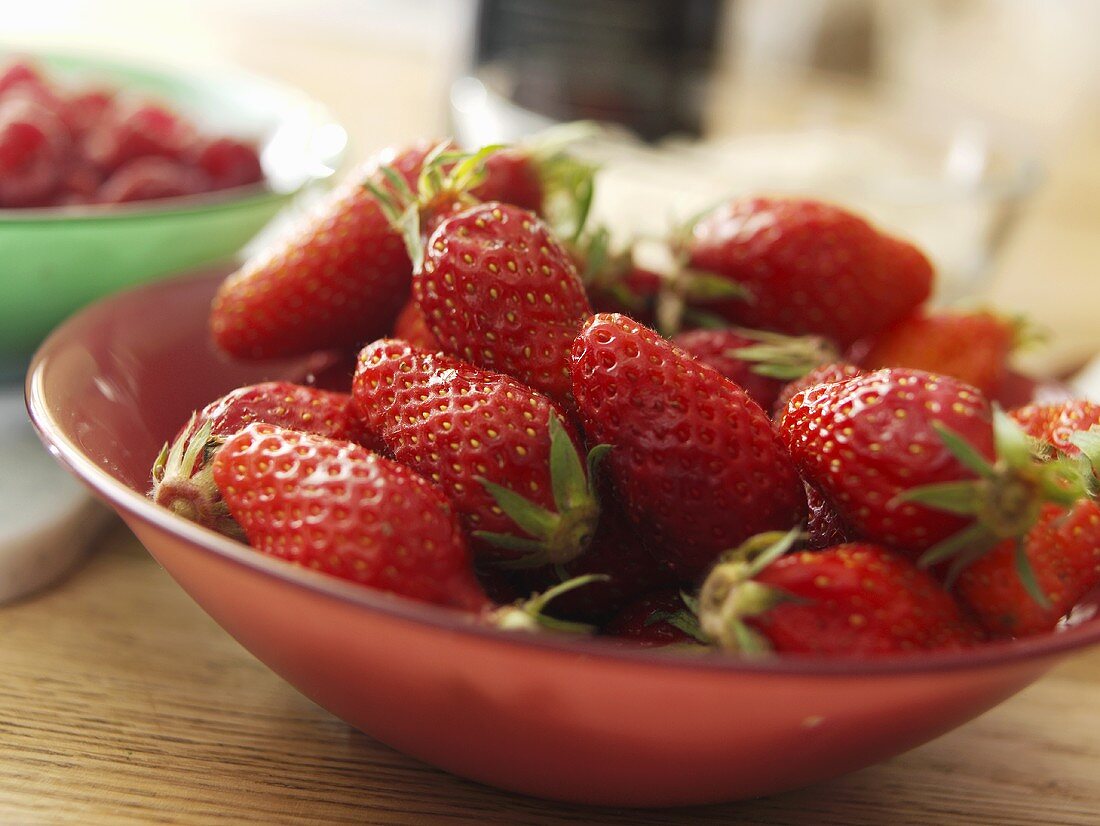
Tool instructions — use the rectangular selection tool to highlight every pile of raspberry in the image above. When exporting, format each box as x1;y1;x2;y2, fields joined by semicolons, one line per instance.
0;58;264;208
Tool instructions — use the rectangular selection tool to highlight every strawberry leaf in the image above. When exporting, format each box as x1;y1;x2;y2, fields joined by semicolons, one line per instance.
476;477;558;540
1013;538;1052;608
893;480;983;515
548;413;588;515
931;421;997;479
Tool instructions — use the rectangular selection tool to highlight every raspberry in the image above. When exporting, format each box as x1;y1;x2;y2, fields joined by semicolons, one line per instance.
97;156;208;203
195;137;263;189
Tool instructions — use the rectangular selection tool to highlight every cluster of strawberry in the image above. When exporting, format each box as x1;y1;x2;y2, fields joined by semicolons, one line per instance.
150;136;1100;655
0;59;262;208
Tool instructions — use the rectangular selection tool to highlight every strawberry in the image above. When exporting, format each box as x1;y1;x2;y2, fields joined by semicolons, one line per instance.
212;423;487;610
897;409;1100;636
687;197;934;347
1011;400;1100;458
772;362;862;416
510;497;676;622
391;298;442;352
804;483;850;549
352;339;605;568
209;140;435;359
413;202;592;407
672;327;839;412
150;382;371;537
604;588;706;648
953;500;1100;637
855;309;1019;397
571;313;806;579
698;531;985;655
568;225;662;325
472;148;544;212
779;368;996;554
470;132;596;241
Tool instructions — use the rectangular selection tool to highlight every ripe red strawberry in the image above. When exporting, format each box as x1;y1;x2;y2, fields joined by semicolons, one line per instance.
391;298;441;352
687;197;934;347
604;588;705;648
772;362;862;416
150;382;372;537
856;310;1018;397
470;137;596;241
510;497;675;622
352;339;603;568
954;500;1100;637
472;148;543;212
568;226;662;325
698;531;985;655
212;423;488;610
210;140;435;359
804;483;850;549
571;313;806;579
414;202;592;408
672;327;839;412
1011;400;1100;458
779;369;995;554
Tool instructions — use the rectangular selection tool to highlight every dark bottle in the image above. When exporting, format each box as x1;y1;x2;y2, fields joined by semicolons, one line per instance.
468;0;723;141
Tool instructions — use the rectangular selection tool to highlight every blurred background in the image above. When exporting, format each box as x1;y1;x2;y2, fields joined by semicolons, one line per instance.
5;0;1100;373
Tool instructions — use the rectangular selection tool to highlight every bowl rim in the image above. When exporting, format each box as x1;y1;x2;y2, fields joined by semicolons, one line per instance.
0;45;342;221
24;270;1100;677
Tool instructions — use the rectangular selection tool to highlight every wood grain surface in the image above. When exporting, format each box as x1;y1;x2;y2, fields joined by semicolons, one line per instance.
1;523;1098;825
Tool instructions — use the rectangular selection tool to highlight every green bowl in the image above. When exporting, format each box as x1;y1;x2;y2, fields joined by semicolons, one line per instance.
0;49;347;370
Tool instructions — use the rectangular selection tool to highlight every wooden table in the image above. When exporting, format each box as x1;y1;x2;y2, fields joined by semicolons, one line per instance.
2;523;1099;824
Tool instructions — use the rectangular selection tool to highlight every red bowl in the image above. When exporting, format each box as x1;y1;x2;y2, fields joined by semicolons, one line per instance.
26;268;1100;807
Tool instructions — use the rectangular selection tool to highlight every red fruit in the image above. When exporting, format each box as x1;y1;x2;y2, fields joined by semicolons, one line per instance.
96;156;209;203
472;148;543;212
699;533;984;655
605;589;704;648
673;327;839;412
212;423;488;611
150;382;373;536
780;369;994;555
955;500;1100;637
83;102;194;170
857;310;1017;397
392;298;441;351
512;498;675;622
470;142;595;239
195;137;263;190
773;362;862;417
688;197;934;347
415;201;592;408
571;313;806;579
61;90;113;138
0;96;68;207
61;160;103;199
0;61;42;96
352;339;602;568
1011;400;1100;458
210;140;434;359
805;483;849;549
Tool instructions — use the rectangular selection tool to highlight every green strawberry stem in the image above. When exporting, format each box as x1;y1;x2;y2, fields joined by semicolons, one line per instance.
365;142;504;272
727;328;840;381
490;573;610;633
644;597;710;645
475;414;610;570
696;527;805;654
150;417;243;540
511;121;601;242
902;408;1089;607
